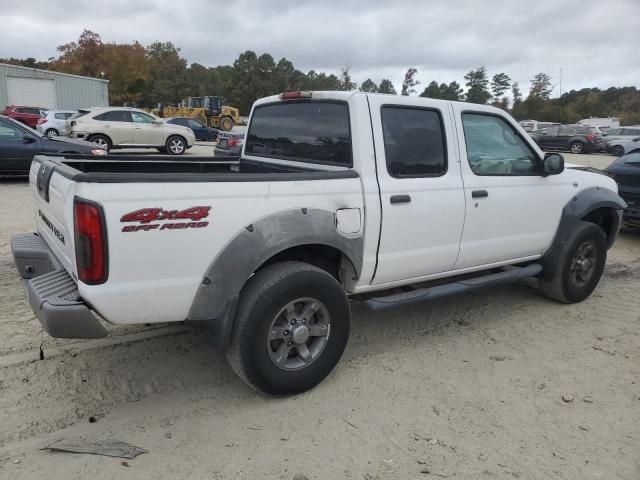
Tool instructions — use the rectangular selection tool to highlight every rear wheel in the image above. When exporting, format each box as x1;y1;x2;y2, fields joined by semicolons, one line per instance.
610;145;624;157
45;128;59;138
165;135;186;155
89;134;111;151
539;221;607;303
569;141;584;154
226;262;350;395
220;116;234;131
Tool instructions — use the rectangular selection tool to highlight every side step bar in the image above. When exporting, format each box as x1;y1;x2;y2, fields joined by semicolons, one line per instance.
361;264;542;312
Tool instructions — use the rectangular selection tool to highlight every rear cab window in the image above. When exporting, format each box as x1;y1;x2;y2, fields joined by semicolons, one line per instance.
381;106;447;177
245;101;352;167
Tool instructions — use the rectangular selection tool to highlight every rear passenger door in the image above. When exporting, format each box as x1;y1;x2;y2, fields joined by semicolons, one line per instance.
368;95;466;285
93;110;133;145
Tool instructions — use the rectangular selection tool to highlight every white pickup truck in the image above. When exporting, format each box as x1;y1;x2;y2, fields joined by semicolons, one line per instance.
12;91;625;395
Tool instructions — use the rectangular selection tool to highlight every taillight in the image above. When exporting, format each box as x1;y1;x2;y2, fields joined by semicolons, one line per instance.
228;137;238;147
37;118;47;124
586;133;594;143
74;197;108;284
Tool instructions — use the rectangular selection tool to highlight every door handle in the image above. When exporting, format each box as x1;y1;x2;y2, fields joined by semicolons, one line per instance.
390;194;411;204
471;190;488;198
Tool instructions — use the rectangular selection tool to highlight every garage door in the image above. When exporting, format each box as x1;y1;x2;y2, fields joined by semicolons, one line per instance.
7;76;56;109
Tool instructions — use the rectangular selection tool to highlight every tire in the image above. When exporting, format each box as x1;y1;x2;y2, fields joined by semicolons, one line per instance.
610;145;624;157
165;135;186;155
89;134;112;151
226;261;351;395
538;221;607;303
45;128;59;138
220;116;233;131
569;141;584;154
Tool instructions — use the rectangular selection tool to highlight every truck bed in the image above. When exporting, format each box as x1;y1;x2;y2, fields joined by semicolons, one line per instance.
38;154;358;183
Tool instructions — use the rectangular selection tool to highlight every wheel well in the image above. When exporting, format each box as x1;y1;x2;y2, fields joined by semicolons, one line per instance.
256;244;349;282
166;134;186;143
88;133;112;144
581;207;618;247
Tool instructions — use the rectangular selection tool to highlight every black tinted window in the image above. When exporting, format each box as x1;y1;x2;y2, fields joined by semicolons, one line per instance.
381;107;446;177
94;110;130;122
245;101;352;166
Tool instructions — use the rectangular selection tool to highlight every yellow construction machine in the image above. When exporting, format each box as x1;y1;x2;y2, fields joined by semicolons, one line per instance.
155;96;240;131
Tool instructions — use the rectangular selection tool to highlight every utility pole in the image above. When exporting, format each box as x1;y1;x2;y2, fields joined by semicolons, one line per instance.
559;68;563;97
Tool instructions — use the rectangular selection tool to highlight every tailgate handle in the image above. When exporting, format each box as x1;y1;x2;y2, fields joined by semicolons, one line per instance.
472;190;488;199
390;194;411;204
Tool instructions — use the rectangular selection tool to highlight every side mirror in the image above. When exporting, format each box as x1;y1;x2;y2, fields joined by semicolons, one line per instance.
23;135;36;144
541;153;564;176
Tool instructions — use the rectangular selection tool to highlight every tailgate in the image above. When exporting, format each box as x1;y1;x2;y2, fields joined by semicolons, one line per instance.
29;157;77;276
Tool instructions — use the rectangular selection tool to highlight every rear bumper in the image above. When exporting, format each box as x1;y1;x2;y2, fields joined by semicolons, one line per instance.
11;233;108;339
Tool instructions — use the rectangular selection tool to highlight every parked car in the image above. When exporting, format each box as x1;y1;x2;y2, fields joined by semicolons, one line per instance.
0;115;106;175
164;117;218;141
605;137;640;157
530;124;603;154
66;107;196;155
577;117;620;131
2;105;46;129
519;120;558;133
606;152;640;226
603;127;640;155
36;110;77;138
214;131;244;157
11;91;624;395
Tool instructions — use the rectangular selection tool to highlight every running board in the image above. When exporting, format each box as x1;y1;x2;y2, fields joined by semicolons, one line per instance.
361;264;542;312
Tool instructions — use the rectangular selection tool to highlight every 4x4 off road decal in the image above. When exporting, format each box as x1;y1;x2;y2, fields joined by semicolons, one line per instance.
120;206;211;233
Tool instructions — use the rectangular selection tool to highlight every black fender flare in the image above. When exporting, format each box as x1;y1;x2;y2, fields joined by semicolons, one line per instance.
539;186;626;280
187;208;363;351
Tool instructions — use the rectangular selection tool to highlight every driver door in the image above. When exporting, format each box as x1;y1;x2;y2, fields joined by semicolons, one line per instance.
452;107;572;269
0;118;40;173
131;111;164;146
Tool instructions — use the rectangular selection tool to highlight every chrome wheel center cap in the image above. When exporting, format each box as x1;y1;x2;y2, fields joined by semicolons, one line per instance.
291;325;310;344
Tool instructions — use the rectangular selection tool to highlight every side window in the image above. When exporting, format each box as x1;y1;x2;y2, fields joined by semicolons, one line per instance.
54;113;67;120
188;119;204;128
0;119;24;140
607;128;621;136
94;111;131;122
559;126;575;135
462;113;539;176
131;112;155;123
381;106;446;177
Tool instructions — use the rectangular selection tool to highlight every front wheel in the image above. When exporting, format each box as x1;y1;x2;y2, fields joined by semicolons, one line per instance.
610;145;624;157
165;135;186;155
220;116;234;131
226;262;351;395
539;221;607;303
45;128;59;138
569;141;584;154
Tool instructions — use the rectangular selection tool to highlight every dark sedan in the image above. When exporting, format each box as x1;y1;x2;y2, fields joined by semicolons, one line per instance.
0;115;106;175
164;117;219;142
606;152;640;226
214;131;244;157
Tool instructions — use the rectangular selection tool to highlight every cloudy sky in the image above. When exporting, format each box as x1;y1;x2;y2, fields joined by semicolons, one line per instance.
1;0;639;96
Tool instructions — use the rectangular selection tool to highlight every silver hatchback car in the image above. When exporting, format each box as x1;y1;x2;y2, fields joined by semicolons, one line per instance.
36;110;77;137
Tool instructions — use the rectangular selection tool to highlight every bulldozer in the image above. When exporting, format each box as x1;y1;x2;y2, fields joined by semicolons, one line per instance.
156;96;240;131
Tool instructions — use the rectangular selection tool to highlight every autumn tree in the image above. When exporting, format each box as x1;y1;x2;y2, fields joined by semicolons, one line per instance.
55;30;104;77
100;42;150;105
401;67;419;95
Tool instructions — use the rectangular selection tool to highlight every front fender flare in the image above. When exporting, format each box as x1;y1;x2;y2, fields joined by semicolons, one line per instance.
539;186;625;280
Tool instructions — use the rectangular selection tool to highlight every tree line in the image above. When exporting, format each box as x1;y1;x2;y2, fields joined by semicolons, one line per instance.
3;30;639;123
